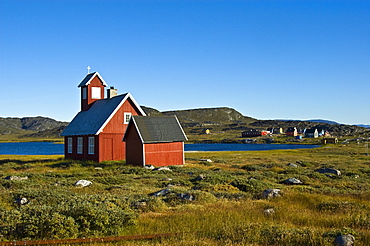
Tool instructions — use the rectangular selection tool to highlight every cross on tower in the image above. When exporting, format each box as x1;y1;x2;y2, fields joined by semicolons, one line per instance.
87;66;91;74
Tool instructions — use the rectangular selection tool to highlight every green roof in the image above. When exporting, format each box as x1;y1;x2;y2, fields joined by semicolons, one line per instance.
128;116;187;143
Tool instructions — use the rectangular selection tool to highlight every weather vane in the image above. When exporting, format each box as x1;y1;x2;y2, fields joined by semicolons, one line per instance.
87;66;91;74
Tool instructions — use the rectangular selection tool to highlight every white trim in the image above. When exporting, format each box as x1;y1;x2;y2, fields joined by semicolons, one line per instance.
77;137;83;154
124;112;132;124
174;115;188;141
132;117;145;143
182;141;185;164
126;93;147;116
79;72;108;87
88;137;95;154
96;93;146;135
142;143;146;166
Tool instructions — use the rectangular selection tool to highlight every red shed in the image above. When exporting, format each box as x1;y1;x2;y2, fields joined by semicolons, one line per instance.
124;116;188;166
61;72;146;162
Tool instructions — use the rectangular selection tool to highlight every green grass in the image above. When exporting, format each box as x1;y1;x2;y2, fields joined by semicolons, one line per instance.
0;142;369;245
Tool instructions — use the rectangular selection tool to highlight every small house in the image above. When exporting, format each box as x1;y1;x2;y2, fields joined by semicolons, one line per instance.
267;127;283;134
321;137;338;144
242;129;261;137
124;116;188;166
304;128;319;138
286;127;298;136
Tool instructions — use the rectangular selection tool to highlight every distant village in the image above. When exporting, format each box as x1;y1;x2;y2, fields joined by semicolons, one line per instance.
240;127;337;144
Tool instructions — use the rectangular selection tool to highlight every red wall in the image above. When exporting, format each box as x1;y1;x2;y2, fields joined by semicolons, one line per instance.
125;125;144;165
97;97;143;161
81;76;106;111
98;133;126;162
103;98;142;134
64;135;99;162
144;142;184;166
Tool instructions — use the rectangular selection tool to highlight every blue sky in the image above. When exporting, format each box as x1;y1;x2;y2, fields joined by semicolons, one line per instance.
0;0;369;125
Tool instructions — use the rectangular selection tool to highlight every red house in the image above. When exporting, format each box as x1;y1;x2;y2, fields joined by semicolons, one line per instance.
286;127;298;137
124;116;188;166
61;72;146;162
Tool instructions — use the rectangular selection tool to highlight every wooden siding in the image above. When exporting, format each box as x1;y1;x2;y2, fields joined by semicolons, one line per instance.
102;98;143;134
125;126;144;166
98;133;126;162
144;142;184;166
81;76;106;111
64;135;99;162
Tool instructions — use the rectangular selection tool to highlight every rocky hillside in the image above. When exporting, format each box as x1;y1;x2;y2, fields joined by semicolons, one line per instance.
0;117;68;138
141;107;369;137
142;106;256;126
1;108;369;140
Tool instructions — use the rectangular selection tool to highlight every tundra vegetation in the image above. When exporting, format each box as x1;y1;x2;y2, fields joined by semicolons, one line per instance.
0;141;369;245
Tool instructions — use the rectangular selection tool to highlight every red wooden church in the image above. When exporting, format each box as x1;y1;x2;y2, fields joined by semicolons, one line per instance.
61;71;187;166
61;72;146;162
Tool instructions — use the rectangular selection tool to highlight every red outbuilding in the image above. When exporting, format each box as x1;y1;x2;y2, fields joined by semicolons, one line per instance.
124;116;188;166
61;72;146;162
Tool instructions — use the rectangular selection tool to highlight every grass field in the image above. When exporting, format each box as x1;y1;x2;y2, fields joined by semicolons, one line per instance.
0;141;369;245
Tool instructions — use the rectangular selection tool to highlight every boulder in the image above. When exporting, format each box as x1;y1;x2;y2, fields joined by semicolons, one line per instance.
144;165;155;170
334;234;355;246
151;188;171;197
15;197;28;205
199;159;212;162
261;189;281;199
75;180;92;187
152;167;172;172
287;163;298;167
4;176;28;181
177;193;195;201
195;175;205;181
133;201;147;210
315;168;341;176
281;178;303;185
263;208;275;215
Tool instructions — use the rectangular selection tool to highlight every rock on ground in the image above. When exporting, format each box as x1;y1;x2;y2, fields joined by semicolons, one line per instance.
281;178;303;185
334;234;355;246
151;188;171;197
4;176;28;181
75;180;92;187
261;189;281;199
315;167;341;176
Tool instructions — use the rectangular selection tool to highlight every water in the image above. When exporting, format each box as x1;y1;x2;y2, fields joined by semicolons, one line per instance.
0;142;319;155
0;142;64;155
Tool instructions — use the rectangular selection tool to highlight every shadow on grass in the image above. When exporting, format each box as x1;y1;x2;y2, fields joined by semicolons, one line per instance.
0;158;63;166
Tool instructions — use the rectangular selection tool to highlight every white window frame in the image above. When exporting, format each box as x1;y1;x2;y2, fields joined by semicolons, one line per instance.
67;137;73;154
124;112;132;124
88;137;95;155
91;87;101;99
77;137;83;154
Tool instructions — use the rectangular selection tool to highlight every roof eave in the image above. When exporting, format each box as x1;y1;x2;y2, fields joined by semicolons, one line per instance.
78;72;108;87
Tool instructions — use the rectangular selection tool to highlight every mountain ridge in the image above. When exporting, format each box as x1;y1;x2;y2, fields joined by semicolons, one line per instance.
1;107;369;139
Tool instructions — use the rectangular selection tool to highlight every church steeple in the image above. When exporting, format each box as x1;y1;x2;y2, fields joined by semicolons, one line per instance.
78;72;108;111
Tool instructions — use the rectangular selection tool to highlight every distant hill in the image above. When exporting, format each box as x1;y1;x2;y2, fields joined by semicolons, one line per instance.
162;107;256;124
307;119;339;125
356;124;370;129
1;108;369;140
0;117;68;138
